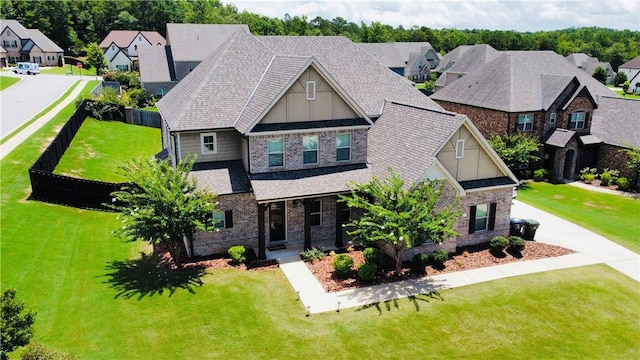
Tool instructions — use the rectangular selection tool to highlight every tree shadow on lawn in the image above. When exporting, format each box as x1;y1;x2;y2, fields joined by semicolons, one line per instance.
100;252;206;300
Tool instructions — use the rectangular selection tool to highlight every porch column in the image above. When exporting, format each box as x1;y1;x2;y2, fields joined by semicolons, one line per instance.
304;198;311;251
258;203;266;260
335;197;344;248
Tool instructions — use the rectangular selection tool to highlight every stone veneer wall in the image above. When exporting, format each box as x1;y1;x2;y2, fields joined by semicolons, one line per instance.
248;128;367;173
598;144;634;179
192;193;257;256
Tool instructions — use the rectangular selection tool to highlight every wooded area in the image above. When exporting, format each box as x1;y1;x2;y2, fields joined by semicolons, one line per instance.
2;0;638;70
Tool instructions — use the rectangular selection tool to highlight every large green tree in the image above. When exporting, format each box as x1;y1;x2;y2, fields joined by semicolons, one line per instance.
1;288;36;360
592;66;608;84
111;156;217;265
85;42;107;75
341;169;461;276
489;133;541;172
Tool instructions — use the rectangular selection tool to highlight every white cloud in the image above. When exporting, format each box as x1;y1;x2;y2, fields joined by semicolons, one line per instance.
231;0;640;31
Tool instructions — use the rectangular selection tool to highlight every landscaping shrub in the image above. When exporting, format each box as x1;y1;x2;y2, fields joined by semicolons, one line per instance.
579;167;597;183
616;176;630;191
332;254;354;277
508;236;526;252
533;168;548;182
411;253;430;274
299;247;325;262
490;236;509;252
600;171;612;186
357;263;377;281
228;245;246;264
431;249;449;268
21;342;76;360
363;247;384;266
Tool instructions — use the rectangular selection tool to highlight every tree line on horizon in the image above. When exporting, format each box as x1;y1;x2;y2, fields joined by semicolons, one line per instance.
1;0;638;70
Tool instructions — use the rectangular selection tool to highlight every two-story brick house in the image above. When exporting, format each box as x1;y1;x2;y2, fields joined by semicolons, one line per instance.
156;30;517;260
99;30;166;72
0;19;64;67
431;51;620;182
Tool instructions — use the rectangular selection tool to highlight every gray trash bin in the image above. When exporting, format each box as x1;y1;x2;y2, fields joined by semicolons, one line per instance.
510;218;525;237
522;219;540;240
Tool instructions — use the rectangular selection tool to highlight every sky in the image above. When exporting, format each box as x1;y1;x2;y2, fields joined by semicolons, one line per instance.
231;0;640;32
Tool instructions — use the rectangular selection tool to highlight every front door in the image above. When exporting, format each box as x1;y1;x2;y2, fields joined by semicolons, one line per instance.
563;150;575;179
269;201;286;242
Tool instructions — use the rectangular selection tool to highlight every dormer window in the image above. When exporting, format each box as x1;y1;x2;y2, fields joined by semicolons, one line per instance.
517;114;533;132
549;112;557;124
569;112;586;129
306;81;316;101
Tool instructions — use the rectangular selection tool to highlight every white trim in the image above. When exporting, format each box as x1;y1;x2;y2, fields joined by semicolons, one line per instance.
213;211;226;229
200;132;218;154
473;204;489;232
267;137;285;168
176;133;182;161
248;125;370;136
306;80;316;100
455;139;465;159
517;113;534;132
421;160;466;196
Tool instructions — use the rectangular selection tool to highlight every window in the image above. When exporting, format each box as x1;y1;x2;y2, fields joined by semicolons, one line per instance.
213;210;233;230
336;133;351;161
201;133;217;154
33;56;41;64
549;112;557;124
569;112;586;129
303;135;318;164
3;40;17;48
111;45;116;50
189;63;197;72
469;203;496;234
517;114;533;131
268;138;284;167
134;44;138;51
455;139;465;159
306;81;316;100
310;199;321;226
116;64;129;72
341;207;351;224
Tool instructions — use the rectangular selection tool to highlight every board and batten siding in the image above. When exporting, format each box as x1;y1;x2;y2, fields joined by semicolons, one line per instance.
178;130;242;163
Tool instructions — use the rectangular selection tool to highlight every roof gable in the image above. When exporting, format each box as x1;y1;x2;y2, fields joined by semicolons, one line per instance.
619;55;640;70
0;19;31;39
165;23;249;62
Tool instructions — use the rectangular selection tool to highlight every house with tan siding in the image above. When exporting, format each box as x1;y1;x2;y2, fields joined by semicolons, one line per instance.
99;30;166;71
0;19;64;67
156;31;517;260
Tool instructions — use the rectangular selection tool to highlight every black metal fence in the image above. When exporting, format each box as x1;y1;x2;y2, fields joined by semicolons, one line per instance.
28;99;129;210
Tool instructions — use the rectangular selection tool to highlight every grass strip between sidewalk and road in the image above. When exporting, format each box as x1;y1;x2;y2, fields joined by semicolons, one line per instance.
0;75;20;91
0;80;82;145
517;181;639;253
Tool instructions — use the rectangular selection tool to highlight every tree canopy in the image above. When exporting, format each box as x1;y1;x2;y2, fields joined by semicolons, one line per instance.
110;156;218;264
1;0;638;67
340;169;461;276
1;288;36;360
489;133;541;172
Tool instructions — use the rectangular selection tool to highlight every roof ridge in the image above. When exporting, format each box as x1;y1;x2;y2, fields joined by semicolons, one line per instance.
234;53;278;128
387;99;457;116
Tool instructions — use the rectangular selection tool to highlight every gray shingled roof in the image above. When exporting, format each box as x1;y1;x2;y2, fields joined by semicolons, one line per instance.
435;45;472;73
0;19;31;39
582;62;614;78
99;30;166;49
0;20;63;52
392;42;434;60
591;96;640;148
435;44;500;88
158;34;442;133
249;164;371;202
138;45;171;82
566;53;598;68
619;55;640;70
368;100;466;183
165;23;249;62
357;43;405;69
431;51;618;112
544;128;576;148
191;160;251;195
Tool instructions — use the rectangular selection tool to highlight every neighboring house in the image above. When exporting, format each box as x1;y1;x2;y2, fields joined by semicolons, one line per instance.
618;55;640;94
565;53;598;68
581;62;615;84
99;30;166;72
431;50;625;182
156;31;517;260
434;44;500;90
434;45;472;73
0;19;64;66
138;24;248;98
358;42;439;82
0;46;7;67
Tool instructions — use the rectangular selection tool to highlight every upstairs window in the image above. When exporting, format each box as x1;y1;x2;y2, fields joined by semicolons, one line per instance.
310;199;321;226
336;133;351;161
569;112;586;129
268;138;284;167
201;133;217;154
517;114;533;132
455;139;465;159
303;136;318;164
306;81;316;100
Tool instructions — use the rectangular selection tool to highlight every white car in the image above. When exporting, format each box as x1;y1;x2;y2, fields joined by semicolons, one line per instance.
13;62;40;75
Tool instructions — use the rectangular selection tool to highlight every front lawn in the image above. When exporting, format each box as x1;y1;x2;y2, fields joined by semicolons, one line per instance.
517;182;640;253
1;88;638;358
54;118;161;182
0;75;20;90
40;65;98;76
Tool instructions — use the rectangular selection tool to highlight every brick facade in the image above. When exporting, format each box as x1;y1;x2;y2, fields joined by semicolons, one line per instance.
598;144;634;179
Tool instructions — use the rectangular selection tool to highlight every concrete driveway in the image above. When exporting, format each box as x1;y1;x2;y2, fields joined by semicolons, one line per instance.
0;73;86;139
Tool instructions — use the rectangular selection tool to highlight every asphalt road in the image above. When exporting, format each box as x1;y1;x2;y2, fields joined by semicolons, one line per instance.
0;73;86;139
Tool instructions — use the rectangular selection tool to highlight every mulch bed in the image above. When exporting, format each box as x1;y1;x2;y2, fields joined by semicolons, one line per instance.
305;242;574;292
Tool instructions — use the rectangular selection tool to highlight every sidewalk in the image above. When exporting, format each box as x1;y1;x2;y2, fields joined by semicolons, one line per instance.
566;180;640;198
0;79;88;160
280;200;639;315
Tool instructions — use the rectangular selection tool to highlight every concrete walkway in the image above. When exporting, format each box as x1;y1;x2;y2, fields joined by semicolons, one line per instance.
280;200;639;315
566;180;640;198
0;79;89;160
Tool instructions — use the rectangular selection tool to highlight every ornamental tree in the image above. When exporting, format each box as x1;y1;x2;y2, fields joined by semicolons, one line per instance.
489;132;541;172
592;66;608;84
1;288;36;360
613;71;627;87
111;156;217;265
85;42;106;75
340;169;461;276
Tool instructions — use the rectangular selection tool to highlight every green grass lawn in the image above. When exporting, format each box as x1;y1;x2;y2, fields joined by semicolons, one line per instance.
613;89;640;99
1;89;639;358
54;119;161;182
517;182;640;253
40;65;98;76
0;75;20;90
